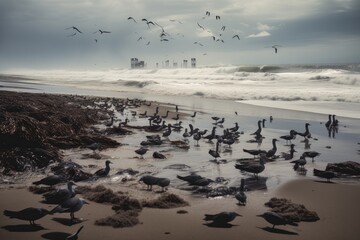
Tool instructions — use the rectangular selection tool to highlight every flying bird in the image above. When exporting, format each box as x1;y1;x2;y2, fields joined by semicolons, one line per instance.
272;45;281;53
221;26;226;31
137;37;143;41
206;11;210;16
127;17;137;23
232;35;240;40
93;30;111;34
67;33;77;37
197;22;205;30
216;15;221;20
146;41;150;45
66;26;82;33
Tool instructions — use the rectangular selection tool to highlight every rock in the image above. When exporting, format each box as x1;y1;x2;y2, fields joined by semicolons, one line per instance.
326;161;360;176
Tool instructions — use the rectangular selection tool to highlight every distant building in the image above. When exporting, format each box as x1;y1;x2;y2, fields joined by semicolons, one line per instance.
165;60;170;68
173;61;178;68
130;58;145;69
183;60;188;68
191;58;196;68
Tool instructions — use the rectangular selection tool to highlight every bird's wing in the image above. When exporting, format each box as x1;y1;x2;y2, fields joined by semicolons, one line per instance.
73;27;82;33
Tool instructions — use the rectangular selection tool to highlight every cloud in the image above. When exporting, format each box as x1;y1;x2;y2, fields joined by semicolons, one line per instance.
247;31;270;38
257;23;272;31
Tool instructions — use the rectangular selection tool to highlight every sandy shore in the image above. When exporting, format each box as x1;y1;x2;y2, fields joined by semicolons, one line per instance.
1;179;360;240
1;90;360;240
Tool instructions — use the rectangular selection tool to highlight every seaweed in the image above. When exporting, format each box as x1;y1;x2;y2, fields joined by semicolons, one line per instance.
142;193;189;209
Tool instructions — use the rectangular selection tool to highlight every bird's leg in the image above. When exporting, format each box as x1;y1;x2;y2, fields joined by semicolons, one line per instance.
272;224;275;229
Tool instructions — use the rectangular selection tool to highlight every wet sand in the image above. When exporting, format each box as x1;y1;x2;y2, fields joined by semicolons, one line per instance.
1;179;360;240
1;90;360;239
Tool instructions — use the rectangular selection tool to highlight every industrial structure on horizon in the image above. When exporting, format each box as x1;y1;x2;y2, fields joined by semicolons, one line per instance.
131;58;196;69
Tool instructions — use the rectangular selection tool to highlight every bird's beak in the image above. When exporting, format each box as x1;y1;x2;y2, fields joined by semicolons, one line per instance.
236;213;243;217
256;214;264;217
84;201;89;205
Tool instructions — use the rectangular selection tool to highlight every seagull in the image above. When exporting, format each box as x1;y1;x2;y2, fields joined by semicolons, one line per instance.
33;175;64;186
204;212;242;224
43;182;77;204
66;26;82;33
146;41;150;45
243;149;266;158
235;179;247;206
93;30;111;34
266;139;278;158
291;156;307;170
197;22;205;30
257;211;298;229
280;130;297;145
216;15;221;20
313;168;335;182
135;147;148;158
137;37;143;41
139;175;170;191
235;154;266;178
272;45;281;54
93;160;112;177
221;26;226;31
50;197;89;221
302;151;320;162
206;11;210;16
127;17;137;23
232;35;240;40
3;207;50;225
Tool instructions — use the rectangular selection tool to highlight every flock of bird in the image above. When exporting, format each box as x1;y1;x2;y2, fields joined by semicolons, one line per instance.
3;97;341;234
65;10;281;54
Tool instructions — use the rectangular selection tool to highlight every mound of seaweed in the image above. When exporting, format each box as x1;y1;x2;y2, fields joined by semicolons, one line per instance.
95;210;140;228
326;161;360;176
265;198;320;222
142;193;189;209
76;185;142;211
0;91;119;173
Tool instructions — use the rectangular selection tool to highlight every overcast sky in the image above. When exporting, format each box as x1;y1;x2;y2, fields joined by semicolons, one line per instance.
0;0;359;70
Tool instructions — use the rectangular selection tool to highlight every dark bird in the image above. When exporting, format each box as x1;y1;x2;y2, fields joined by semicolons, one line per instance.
43;182;77;204
296;123;311;139
197;22;205;30
193;132;201;145
216;15;221;20
139;175;170;191
146;41;150;45
251;120;262;136
209;140;221;160
235;179;247;206
137;37;143;41
272;45;281;53
93;30;111;34
266;139;278;158
3;207;50;225
66;226;84;240
325;114;332;129
302;151;320;162
221;26;226;31
206;11;210;16
33;175;64;186
87;142;101;154
204;212;242;224
313;169;335;182
153;151;166;159
162;124;172;138
257;212;298;229
291;156;306;170
232;35;240;40
66;26;82;33
177;174;213;186
93;160;112;177
235;154;266;178
280;130;297;145
191;111;197;118
135;147;148;158
50;197;89;221
127;17;137;23
94;39;98;43
243;149;266;158
281;144;296;160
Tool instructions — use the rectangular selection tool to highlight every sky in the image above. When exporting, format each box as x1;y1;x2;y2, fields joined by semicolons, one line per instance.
0;0;359;70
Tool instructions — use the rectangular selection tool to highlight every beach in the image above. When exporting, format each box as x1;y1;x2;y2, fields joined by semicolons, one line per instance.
0;75;360;240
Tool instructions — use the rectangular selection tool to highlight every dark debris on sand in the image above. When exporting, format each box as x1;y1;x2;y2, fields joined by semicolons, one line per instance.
326;161;360;176
0;91;120;174
265;198;320;222
95;210;140;228
142;193;189;209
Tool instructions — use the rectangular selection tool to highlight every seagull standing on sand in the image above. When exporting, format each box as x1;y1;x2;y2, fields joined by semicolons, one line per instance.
257;211;298;229
235;154;266;178
204;212;242;224
50;197;89;222
3;207;50;225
